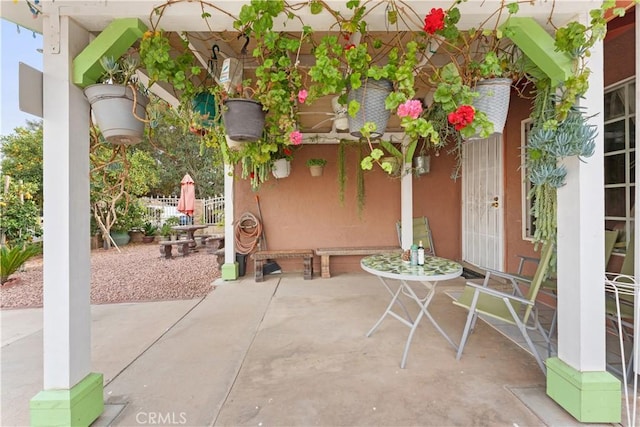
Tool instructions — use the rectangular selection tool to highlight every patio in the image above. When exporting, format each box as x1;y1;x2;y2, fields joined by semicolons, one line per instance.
1;272;620;426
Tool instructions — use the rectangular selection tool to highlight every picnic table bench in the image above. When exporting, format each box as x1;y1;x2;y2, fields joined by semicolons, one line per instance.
159;239;196;259
315;246;403;278
252;249;314;282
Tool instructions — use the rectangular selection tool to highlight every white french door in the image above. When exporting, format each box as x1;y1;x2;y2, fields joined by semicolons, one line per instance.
461;134;504;270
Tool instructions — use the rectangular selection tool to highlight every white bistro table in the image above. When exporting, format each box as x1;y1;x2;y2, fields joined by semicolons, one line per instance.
361;253;463;368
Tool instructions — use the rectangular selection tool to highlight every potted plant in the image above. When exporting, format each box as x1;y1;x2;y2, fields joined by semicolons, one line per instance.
142;222;159;243
306;158;327;177
83;54;149;145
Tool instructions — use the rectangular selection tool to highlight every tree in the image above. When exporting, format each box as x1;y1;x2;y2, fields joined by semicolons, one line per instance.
90;130;160;248
0;120;44;209
0;177;42;246
142;100;225;197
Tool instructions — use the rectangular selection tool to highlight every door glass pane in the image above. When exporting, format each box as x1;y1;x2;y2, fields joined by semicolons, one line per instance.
605;121;626;152
631;150;636;182
605;154;626;184
631;117;636;149
605;187;626;217
630;82;635;114
605;87;626;120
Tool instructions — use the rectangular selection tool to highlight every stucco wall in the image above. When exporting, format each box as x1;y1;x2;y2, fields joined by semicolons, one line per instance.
233;142;461;276
604;8;635;87
503;86;538;276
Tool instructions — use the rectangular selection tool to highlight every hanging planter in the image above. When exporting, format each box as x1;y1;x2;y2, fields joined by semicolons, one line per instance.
222;99;266;142
225;135;247;151
191;91;219;129
347;78;393;138
84;83;149;145
413;155;431;176
471;78;512;137
272;158;291;179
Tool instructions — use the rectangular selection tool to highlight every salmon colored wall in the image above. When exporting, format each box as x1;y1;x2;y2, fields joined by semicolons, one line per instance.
233;142;461;276
503;87;538;276
604;8;635;86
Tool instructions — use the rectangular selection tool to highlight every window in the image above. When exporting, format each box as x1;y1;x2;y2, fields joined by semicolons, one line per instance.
604;78;636;247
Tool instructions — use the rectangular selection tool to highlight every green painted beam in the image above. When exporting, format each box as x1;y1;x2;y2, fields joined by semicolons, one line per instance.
501;17;573;86
73;18;147;88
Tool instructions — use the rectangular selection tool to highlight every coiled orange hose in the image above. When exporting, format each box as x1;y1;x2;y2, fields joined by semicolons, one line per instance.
234;212;262;255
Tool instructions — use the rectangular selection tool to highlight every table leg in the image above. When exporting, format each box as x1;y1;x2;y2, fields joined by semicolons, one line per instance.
402;280;458;351
373;276;412;321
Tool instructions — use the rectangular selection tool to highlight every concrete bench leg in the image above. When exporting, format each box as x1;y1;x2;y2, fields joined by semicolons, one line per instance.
160;245;172;259
304;255;313;280
177;242;190;256
255;259;264;282
321;255;331;278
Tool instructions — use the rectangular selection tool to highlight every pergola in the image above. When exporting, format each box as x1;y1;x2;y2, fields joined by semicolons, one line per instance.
1;1;638;425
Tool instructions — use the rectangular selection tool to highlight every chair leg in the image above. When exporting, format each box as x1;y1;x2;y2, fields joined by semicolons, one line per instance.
505;300;547;375
456;309;477;361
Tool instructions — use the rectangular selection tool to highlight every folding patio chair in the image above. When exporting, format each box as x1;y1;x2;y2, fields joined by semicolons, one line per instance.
396;217;435;256
516;229;620;339
453;241;555;374
605;233;636;381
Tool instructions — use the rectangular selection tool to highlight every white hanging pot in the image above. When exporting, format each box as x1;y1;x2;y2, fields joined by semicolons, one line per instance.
84;83;149;145
272;158;291;179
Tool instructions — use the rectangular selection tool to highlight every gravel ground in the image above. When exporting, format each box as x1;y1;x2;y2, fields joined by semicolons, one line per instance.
1;243;219;309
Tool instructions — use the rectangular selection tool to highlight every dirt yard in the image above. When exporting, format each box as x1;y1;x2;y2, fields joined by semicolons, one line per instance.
1;243;219;309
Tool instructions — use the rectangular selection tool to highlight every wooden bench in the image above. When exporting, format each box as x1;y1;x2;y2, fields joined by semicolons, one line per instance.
252;249;314;282
158;239;195;259
315;246;403;278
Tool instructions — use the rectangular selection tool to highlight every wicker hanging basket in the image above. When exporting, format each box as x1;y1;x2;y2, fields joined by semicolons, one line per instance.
347;78;393;138
471;78;512;137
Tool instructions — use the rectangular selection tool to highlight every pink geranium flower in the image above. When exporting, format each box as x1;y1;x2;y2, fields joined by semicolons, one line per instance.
397;100;423;119
289;130;303;145
297;89;308;104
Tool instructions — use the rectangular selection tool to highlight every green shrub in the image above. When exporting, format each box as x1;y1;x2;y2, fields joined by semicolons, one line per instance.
1;243;41;285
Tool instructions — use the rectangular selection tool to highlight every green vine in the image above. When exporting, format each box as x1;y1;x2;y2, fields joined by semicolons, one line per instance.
356;143;365;217
337;141;346;205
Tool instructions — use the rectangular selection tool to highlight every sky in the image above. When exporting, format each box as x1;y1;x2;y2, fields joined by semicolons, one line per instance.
1;17;43;137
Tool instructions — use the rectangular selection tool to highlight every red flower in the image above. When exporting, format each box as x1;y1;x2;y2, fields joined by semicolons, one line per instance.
250;172;255;179
344;44;356;51
283;147;293;156
423;8;445;34
447;105;475;131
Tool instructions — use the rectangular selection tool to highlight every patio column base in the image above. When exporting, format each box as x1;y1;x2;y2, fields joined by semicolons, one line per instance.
221;262;239;280
30;372;104;426
546;357;620;423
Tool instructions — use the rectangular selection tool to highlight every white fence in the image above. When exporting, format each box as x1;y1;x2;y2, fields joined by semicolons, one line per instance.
203;195;225;225
141;195;224;226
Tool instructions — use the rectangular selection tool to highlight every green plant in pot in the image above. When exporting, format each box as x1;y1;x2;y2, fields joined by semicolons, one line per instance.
217;0;310;190
142;222;159;243
306;158;327;177
83;54;149;145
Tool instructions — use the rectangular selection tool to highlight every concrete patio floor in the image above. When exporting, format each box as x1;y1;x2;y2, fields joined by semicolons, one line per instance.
0;272;623;426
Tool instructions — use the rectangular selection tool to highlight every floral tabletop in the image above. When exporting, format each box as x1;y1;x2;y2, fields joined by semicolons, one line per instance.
361;253;462;282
